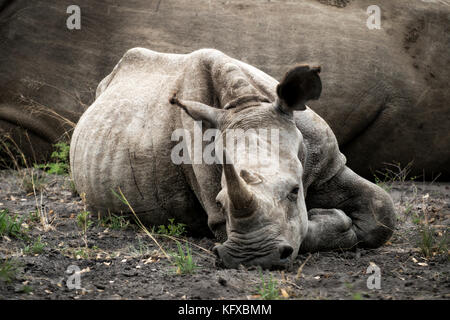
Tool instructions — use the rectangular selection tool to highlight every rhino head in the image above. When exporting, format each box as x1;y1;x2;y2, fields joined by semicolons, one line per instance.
171;65;322;269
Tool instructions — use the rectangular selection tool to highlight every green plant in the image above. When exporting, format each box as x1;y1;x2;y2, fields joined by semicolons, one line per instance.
154;218;186;237
374;161;416;192
35;142;70;175
419;225;448;258
0;209;25;239
74;247;90;259
77;211;93;231
19;285;32;294
77;210;92;248
28;210;40;224
19;168;47;194
412;213;421;225
111;188;170;260
352;292;363;300
344;282;364;300
100;213;130;230
170;241;197;275
129;238;151;257
0;259;20;283
23;236;46;255
374;176;392;193
257;271;281;300
60;246;98;259
68;178;78;196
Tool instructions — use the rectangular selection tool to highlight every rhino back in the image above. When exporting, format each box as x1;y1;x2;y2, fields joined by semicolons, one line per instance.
70;48;209;229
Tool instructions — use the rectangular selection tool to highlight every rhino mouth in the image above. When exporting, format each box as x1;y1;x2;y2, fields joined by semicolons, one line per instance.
213;231;295;269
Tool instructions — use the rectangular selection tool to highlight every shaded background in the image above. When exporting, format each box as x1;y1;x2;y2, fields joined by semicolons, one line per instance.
0;0;449;179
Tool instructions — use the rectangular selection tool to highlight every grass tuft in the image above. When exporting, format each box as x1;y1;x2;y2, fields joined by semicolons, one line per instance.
153;218;186;237
34;142;70;175
99;213;130;230
170;241;197;275
19;168;47;194
23;236;46;255
257;271;281;300
77;210;93;231
419;225;448;258
0;259;20;283
374;161;416;192
0;209;26;239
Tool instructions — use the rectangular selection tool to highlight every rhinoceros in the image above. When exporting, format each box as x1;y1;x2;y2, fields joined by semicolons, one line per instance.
1;0;449;180
70;48;395;269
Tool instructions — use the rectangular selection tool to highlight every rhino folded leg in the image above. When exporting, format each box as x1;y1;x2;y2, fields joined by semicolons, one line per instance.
304;166;396;251
299;208;358;253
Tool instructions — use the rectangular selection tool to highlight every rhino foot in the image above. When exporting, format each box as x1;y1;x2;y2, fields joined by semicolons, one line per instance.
299;208;358;253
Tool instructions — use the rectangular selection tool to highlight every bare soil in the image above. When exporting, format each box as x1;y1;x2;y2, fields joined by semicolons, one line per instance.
0;170;448;300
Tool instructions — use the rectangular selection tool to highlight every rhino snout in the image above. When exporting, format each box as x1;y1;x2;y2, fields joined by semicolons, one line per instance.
212;242;294;269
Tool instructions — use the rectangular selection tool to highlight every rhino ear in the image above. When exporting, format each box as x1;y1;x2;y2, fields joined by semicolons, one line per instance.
169;93;223;127
276;65;322;113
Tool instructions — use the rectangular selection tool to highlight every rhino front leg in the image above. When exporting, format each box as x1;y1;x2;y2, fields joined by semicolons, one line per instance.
302;166;396;252
299;208;358;253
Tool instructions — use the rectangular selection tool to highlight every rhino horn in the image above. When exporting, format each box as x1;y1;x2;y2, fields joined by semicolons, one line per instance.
223;149;254;216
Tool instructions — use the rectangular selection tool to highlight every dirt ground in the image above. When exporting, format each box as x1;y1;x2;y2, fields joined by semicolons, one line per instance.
0;169;448;300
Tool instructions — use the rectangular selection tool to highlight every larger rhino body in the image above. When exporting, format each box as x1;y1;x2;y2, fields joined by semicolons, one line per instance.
1;0;449;179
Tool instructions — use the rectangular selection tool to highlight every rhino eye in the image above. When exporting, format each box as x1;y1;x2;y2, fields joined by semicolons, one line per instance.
287;187;299;201
216;201;223;209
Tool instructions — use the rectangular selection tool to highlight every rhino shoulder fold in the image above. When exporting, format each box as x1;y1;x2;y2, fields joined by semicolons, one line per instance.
296;109;347;189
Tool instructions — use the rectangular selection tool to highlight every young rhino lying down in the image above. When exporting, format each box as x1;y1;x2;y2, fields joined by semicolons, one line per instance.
70;48;395;269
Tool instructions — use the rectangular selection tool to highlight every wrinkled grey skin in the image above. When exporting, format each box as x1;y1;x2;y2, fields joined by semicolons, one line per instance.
1;0;449;179
71;48;396;269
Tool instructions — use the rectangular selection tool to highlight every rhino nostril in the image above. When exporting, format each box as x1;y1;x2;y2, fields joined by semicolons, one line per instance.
278;244;294;260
